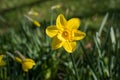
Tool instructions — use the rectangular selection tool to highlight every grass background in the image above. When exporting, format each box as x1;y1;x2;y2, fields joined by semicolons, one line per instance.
0;0;120;80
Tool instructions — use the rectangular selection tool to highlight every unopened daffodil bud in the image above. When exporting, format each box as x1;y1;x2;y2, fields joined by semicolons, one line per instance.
15;57;22;63
24;15;41;27
33;20;41;27
28;9;39;16
51;4;62;10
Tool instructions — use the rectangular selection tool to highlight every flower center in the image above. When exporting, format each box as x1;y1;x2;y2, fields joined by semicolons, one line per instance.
62;30;70;40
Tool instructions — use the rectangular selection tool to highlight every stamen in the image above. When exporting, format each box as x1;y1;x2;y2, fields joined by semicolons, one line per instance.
62;30;69;40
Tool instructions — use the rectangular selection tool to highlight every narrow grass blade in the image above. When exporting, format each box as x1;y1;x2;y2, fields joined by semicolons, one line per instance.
98;13;109;37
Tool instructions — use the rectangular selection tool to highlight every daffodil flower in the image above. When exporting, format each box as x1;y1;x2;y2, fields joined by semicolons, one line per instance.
15;57;36;72
0;55;6;66
46;14;86;53
6;51;35;72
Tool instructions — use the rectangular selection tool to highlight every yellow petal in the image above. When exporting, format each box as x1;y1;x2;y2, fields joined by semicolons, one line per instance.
0;60;6;66
67;18;80;29
46;26;58;37
56;14;67;29
52;36;64;50
73;30;86;40
0;55;3;61
23;59;35;65
0;55;6;66
57;31;66;41
63;41;76;53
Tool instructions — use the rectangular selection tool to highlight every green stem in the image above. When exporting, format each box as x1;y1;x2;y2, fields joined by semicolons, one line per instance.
50;10;53;25
70;53;79;80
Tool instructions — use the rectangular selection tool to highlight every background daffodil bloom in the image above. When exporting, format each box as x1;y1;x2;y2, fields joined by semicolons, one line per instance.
0;55;6;66
46;14;86;53
22;58;35;72
15;57;35;72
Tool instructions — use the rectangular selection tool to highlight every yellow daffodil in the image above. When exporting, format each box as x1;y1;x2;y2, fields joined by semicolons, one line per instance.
22;58;35;72
15;57;35;72
46;14;86;53
0;55;6;66
6;51;35;72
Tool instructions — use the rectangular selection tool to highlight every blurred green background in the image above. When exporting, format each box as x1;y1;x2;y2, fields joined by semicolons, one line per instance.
0;0;120;33
0;0;120;80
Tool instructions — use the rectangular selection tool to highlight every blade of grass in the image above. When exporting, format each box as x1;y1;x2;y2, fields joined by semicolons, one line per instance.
80;42;98;80
70;54;79;80
98;13;109;37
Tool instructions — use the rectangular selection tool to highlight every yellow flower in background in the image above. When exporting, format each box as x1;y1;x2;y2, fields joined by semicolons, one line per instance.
46;14;86;53
15;57;35;72
6;51;36;72
22;58;35;72
0;55;6;66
